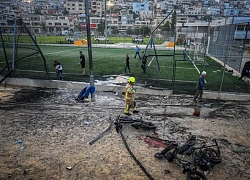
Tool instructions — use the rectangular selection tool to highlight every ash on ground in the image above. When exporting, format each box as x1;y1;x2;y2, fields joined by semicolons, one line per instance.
0;87;250;180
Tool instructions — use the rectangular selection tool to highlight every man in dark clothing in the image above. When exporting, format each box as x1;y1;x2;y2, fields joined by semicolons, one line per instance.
183;48;188;61
79;51;85;74
53;60;62;80
193;71;206;102
124;54;131;74
141;51;147;74
239;61;250;80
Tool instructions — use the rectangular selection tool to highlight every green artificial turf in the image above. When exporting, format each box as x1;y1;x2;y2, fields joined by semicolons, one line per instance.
0;44;249;94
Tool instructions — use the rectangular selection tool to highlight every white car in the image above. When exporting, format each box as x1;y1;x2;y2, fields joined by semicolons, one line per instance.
94;36;108;42
132;36;143;43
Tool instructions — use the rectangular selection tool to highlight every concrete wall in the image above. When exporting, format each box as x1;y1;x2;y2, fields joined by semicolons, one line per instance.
2;77;250;101
203;91;250;101
1;77;173;96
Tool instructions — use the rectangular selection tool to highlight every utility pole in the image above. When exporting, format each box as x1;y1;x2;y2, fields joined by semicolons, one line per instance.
110;7;112;34
85;0;95;102
104;0;108;44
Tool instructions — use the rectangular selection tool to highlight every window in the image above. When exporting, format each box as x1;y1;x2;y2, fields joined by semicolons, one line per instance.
237;25;244;31
68;8;70;10
48;23;52;25
72;4;75;6
63;23;67;25
79;8;82;10
55;23;61;26
79;4;82;6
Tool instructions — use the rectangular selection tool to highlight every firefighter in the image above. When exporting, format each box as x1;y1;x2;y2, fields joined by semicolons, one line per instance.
124;77;139;116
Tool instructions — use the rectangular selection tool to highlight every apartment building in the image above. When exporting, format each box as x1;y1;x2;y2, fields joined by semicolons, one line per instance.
176;0;192;8
44;15;71;33
139;10;153;21
184;7;206;16
206;7;221;16
244;1;250;9
118;9;133;33
134;20;151;29
107;13;119;33
224;7;240;16
33;0;47;6
64;0;85;15
21;14;44;33
91;0;103;16
132;2;149;14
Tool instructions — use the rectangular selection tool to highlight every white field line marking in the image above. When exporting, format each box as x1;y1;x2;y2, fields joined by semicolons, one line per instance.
188;55;200;74
150;66;196;69
148;56;155;66
44;47;82;55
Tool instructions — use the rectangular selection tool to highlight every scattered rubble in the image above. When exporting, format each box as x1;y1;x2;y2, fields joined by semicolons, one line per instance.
0;87;249;179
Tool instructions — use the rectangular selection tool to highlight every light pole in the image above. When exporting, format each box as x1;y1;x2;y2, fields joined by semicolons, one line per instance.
104;0;107;44
85;0;95;101
108;1;114;35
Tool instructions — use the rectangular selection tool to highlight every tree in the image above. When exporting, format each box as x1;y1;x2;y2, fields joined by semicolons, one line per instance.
171;11;177;30
129;10;139;19
97;23;105;34
112;27;118;35
126;27;133;35
140;26;151;36
160;21;170;31
34;8;41;15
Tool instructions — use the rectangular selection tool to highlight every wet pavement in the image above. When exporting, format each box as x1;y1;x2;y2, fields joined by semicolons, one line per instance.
0;86;250;180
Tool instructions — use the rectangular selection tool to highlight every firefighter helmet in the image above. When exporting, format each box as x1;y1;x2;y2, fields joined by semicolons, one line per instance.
128;77;136;83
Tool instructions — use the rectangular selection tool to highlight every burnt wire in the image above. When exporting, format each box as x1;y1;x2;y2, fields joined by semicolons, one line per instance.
119;128;155;180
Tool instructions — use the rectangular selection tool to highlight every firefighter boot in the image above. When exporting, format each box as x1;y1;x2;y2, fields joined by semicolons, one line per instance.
132;107;139;113
124;104;131;116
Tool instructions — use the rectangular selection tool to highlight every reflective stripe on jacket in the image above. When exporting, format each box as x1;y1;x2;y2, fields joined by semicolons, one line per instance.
125;83;135;100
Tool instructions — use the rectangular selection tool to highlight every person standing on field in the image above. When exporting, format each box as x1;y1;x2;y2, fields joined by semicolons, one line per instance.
193;71;206;102
124;54;131;74
79;51;85;74
134;45;140;58
53;60;62;80
141;51;147;74
183;48;188;61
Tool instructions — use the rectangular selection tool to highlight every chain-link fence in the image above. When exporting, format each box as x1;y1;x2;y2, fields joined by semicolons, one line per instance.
0;18;50;81
1;17;250;95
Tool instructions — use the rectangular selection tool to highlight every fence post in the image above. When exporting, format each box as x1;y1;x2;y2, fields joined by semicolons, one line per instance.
219;57;227;92
12;18;17;70
239;22;249;72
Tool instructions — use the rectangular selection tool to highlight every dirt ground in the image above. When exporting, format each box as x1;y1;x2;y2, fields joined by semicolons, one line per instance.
0;85;250;180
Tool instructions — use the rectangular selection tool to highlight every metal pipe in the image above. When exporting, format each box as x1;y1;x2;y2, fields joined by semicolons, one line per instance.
85;0;95;101
104;0;107;44
110;6;111;34
219;45;230;92
149;10;173;36
12;18;17;70
0;27;10;71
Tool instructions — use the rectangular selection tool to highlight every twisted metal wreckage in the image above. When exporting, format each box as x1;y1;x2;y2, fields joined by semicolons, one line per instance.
88;115;222;180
